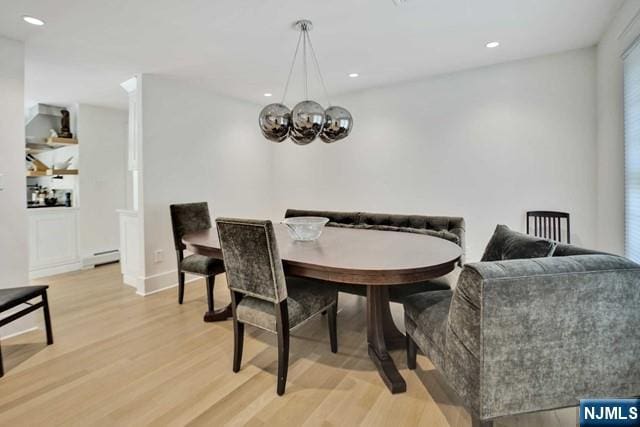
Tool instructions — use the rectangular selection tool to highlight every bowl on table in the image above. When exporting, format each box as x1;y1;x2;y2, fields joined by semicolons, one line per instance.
282;216;329;241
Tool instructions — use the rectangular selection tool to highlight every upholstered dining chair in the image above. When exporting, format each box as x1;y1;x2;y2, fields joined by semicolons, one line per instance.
169;202;230;321
215;217;338;395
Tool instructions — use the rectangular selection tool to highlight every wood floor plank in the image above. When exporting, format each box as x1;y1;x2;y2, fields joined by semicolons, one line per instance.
0;263;576;426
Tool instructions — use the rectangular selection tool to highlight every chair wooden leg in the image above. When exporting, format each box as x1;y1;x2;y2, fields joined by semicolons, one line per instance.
0;341;4;378
206;276;215;312
232;319;244;373
230;291;244;373
178;271;186;304
276;301;290;396
328;303;338;353
406;333;417;370
42;290;53;345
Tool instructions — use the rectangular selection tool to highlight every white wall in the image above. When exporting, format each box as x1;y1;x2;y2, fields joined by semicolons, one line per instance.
596;0;640;255
0;36;31;337
272;48;598;261
139;75;273;293
77;104;128;259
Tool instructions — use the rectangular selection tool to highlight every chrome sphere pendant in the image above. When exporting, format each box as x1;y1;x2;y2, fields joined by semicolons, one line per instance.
291;100;325;143
320;106;353;143
258;19;353;145
259;103;291;142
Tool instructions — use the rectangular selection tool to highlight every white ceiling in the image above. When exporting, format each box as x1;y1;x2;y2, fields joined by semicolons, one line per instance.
0;0;623;110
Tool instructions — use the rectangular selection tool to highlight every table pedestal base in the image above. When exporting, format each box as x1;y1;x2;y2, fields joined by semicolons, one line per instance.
203;275;232;322
367;285;406;394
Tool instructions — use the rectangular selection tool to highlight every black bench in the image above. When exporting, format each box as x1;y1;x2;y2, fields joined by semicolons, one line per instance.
0;285;53;377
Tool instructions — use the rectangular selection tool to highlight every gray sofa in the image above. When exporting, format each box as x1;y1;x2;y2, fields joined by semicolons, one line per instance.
284;209;466;301
404;241;640;426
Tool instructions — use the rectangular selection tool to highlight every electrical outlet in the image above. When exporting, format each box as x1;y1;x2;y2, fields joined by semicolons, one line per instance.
154;249;164;263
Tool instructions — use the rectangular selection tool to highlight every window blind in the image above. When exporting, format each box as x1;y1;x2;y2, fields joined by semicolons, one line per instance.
625;41;640;263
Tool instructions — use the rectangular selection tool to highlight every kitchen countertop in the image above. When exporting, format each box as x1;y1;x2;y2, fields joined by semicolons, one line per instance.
28;204;69;209
27;206;79;213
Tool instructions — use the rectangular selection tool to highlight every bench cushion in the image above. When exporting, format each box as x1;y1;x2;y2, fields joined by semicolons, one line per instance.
0;286;48;312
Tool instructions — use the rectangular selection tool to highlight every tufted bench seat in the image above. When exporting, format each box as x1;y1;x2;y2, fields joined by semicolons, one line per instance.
284;209;465;302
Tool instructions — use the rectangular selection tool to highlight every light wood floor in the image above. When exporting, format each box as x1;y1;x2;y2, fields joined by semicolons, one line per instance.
0;264;576;426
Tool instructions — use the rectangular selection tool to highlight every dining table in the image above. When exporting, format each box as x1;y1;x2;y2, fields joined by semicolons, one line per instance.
183;223;462;394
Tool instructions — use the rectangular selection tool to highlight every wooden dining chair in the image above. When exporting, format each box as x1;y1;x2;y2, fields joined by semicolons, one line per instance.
526;211;570;244
169;202;230;321
0;285;53;377
215;217;338;395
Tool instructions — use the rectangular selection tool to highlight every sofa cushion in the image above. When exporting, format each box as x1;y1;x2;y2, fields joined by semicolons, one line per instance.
481;224;557;262
552;243;608;257
236;276;337;332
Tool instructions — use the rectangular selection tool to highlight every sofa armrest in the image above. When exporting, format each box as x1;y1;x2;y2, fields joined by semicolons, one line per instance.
466;255;640;419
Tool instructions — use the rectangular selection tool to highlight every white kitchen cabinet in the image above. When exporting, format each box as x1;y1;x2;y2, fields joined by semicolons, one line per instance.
28;208;81;278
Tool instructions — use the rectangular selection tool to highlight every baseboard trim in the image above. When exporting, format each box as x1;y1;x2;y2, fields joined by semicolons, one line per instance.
0;326;39;340
137;270;201;296
82;250;120;268
29;261;83;279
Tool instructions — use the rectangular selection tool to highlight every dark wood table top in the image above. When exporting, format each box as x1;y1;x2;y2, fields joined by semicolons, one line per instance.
184;223;462;286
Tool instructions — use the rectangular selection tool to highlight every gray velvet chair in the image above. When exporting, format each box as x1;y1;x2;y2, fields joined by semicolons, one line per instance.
216;217;338;395
169;202;230;321
404;240;640;426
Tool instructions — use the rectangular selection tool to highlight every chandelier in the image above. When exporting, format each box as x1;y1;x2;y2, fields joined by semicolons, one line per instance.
259;20;353;145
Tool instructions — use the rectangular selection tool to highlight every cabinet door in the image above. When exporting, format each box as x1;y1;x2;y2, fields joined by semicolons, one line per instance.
29;212;79;269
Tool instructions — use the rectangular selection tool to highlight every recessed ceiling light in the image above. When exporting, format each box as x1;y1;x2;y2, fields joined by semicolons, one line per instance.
264;93;273;97
486;41;500;48
348;73;359;78
22;15;45;26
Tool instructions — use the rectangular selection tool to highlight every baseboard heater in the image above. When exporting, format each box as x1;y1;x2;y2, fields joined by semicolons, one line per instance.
82;249;120;268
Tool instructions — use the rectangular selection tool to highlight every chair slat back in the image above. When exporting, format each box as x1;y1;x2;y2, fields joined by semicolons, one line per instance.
526;211;570;244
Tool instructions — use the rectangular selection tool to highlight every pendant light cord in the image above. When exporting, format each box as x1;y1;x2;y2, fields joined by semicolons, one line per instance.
281;21;332;106
303;27;309;100
281;29;303;104
306;32;332;106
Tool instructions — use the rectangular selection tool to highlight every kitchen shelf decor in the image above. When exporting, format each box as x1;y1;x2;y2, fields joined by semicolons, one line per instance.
26;169;79;177
46;137;78;146
258;19;353;145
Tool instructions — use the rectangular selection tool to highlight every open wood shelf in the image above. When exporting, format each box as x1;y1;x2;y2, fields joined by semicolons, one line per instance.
46;137;78;147
27;169;79;177
26;137;78;154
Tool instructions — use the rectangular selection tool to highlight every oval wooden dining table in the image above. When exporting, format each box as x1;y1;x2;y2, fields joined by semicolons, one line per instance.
183;223;462;394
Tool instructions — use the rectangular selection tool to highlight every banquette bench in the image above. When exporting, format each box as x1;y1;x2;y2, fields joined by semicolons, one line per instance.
284;209;466;301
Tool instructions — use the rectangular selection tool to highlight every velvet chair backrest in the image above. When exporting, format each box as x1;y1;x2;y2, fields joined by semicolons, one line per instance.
215;218;287;303
169;202;212;251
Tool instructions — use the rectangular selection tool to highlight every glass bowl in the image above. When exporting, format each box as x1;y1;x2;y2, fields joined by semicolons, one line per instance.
283;216;329;241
